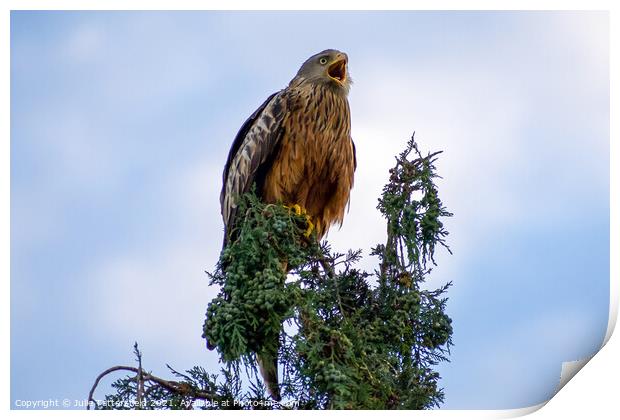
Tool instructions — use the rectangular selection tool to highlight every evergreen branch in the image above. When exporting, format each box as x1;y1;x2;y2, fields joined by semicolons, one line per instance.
92;132;454;410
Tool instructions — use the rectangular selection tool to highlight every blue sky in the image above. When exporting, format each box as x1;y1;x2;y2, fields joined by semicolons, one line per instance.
10;11;609;409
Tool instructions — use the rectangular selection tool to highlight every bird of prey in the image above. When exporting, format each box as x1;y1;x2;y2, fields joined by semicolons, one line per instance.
220;49;356;400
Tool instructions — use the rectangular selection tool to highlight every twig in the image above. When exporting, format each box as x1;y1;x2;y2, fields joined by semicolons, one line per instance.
134;343;144;409
166;363;197;385
87;365;218;410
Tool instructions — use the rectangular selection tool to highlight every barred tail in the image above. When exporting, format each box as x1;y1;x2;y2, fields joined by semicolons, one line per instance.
257;351;280;401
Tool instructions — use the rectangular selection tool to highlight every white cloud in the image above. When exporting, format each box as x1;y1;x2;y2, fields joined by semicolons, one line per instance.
331;65;528;275
62;21;106;62
83;156;224;367
338;12;608;269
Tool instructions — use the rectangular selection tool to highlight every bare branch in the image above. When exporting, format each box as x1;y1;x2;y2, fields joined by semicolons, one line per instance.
87;365;218;410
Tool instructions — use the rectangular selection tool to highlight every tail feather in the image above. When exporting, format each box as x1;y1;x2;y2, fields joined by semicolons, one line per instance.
257;351;280;401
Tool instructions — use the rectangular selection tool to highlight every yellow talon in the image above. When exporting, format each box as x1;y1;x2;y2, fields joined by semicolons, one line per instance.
291;204;302;216
304;216;315;237
283;203;303;215
283;203;314;237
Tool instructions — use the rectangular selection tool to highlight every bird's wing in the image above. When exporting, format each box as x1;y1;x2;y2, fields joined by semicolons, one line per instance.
221;91;287;244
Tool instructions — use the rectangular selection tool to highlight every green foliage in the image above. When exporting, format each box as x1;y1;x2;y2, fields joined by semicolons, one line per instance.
202;194;319;365
93;134;453;410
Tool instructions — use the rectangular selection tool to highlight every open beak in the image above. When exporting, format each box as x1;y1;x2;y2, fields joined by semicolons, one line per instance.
327;58;347;84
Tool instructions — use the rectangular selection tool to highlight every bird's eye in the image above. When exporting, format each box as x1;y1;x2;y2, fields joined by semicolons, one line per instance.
319;57;328;65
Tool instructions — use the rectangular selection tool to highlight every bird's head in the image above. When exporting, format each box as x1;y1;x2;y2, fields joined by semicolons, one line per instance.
293;49;351;94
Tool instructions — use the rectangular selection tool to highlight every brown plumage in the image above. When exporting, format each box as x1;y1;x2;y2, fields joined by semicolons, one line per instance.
219;49;356;400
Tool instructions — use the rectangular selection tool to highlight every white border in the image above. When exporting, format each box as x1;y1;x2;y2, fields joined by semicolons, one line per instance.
2;1;616;419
